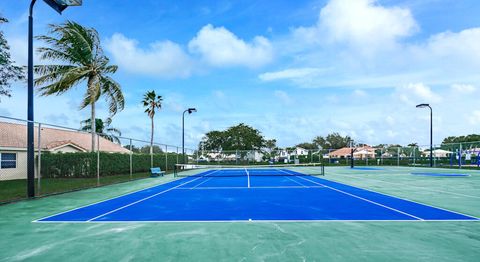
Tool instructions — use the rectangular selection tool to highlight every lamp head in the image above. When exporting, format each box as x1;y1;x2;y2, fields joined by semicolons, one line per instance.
43;0;82;14
416;103;430;108
187;108;197;114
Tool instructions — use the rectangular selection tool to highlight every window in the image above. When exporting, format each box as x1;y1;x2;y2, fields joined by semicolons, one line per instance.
1;153;17;169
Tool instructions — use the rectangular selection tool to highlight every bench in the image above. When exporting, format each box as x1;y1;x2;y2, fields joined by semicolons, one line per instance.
150;167;165;177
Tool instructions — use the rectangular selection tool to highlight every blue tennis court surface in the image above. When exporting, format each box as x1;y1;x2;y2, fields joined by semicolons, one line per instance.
36;169;478;222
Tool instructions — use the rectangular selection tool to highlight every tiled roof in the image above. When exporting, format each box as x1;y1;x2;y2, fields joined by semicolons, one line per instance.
0;121;130;153
328;146;375;156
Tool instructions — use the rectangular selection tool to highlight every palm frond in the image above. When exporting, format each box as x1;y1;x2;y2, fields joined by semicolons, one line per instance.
100;76;124;116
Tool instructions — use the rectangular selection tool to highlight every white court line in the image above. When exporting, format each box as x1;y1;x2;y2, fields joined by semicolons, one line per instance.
330;171;480;199
245;168;250;188
174;186;326;190
297;175;480;220
85;176;205;222
33;176;192;222
190;177;214;189
33;218;479;224
295;176;423;220
283;176;307;187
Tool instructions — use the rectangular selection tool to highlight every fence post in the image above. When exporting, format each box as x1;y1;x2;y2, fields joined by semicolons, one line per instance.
165;145;168;173
413;146;416;165
129;138;133;180
459;143;463;169
97;134;100;186
397;147;400;167
176;146;179;164
37;123;41;196
150;144;153;168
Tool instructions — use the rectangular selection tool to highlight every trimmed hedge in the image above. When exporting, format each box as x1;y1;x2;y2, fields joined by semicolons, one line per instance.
40;152;184;178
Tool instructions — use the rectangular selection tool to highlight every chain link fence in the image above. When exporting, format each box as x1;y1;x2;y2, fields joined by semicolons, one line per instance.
196;143;480;169
0;116;194;204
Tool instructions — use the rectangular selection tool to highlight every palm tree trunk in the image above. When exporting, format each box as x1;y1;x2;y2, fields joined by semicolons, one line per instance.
150;117;154;167
91;102;96;152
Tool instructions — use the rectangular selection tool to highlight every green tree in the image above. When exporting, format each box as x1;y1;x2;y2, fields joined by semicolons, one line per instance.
199;131;226;151
312;136;326;149
142;90;163;157
325;133;352;149
35;21;124;151
80;118;121;144
223;123;265;151
123;144;140;153
442;134;480;144
296;142;317;150
140;145;163;154
264;139;277;151
199;123;266;151
0;16;24;101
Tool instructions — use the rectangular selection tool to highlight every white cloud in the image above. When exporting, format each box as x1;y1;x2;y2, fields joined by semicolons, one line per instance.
188;24;273;68
266;0;480;89
293;0;417;51
353;89;367;98
469;110;480;125
385;116;395;125
259;67;326;82
451;84;476;94
396;83;441;105
105;33;194;78
274;90;293;105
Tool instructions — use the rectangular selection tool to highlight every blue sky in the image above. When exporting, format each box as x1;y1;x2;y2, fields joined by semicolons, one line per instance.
0;0;479;149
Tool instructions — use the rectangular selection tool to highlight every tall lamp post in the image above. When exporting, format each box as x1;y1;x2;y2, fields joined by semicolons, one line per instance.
182;108;197;163
27;0;81;198
416;103;433;167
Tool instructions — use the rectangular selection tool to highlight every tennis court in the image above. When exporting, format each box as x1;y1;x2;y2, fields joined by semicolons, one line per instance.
1;165;480;261
35;165;478;222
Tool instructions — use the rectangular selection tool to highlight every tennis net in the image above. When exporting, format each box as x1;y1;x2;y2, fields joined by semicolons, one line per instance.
173;163;325;178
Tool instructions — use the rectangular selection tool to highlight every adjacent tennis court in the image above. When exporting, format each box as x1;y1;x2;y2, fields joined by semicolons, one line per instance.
36;165;478;222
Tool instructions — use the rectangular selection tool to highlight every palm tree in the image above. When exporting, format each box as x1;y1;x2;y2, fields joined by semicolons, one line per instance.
80;118;122;144
34;21;124;152
142;90;162;166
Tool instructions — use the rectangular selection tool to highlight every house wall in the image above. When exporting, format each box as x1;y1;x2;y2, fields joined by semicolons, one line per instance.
0;150;27;181
0;149;44;181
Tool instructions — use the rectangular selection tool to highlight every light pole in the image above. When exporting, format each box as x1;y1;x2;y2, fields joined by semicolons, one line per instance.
182;108;197;164
416;103;433;167
27;0;81;198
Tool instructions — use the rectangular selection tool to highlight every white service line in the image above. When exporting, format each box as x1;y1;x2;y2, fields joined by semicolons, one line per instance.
190;177;214;189
302;168;480;220
283;175;307;187
295;176;424;220
86;176;204;222
245;168;250;188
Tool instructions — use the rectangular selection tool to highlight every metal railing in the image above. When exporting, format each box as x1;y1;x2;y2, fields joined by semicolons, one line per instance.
0;115;196;204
